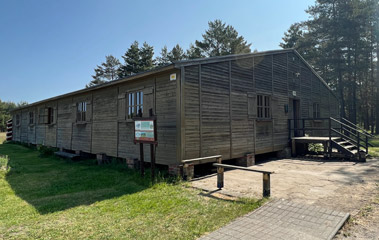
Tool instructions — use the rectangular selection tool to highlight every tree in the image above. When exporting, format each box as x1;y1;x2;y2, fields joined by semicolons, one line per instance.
156;46;170;66
118;41;155;77
186;43;203;59
195;19;252;57
0;100;24;132
156;44;187;66
280;0;379;131
168;44;186;62
86;55;121;88
139;42;155;71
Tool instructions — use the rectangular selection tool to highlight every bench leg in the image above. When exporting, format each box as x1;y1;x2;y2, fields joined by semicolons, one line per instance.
217;166;224;189
263;173;270;198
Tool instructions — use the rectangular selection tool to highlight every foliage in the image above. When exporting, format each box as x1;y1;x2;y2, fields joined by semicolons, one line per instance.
308;143;324;153
0;143;263;239
156;44;187;66
0;155;9;171
194;19;252;57
280;0;379;133
0;100;27;132
37;145;58;157
86;55;121;88
118;41;155;78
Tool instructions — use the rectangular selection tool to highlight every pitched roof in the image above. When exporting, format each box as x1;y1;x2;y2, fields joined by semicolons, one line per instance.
12;48;336;112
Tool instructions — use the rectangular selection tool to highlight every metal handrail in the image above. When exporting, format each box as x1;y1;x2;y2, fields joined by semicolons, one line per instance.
342;118;374;138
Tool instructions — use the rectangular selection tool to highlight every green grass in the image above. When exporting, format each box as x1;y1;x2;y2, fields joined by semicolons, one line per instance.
0;143;263;240
369;135;379;158
0;132;5;144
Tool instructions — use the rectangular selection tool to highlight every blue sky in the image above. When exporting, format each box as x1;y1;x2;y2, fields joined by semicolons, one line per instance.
0;0;313;103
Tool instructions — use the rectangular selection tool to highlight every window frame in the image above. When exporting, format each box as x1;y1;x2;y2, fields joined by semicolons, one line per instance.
313;102;320;119
16;114;20;126
257;95;271;120
47;107;54;124
76;101;87;122
127;90;143;119
29;111;34;125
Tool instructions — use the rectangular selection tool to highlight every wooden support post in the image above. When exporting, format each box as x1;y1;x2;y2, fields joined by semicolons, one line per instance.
140;143;144;176
263;173;270;197
291;139;296;157
365;135;368;154
150;144;155;182
302;119;305;136
357;132;361;162
328;118;332;159
216;156;223;189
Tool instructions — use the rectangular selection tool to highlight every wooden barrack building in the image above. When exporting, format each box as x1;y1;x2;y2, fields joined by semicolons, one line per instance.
11;49;340;172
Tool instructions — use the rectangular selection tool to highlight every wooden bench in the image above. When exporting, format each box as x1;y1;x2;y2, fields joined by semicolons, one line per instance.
213;163;274;198
181;155;222;180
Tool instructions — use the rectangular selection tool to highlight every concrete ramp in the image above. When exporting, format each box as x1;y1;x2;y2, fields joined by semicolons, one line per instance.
199;199;349;240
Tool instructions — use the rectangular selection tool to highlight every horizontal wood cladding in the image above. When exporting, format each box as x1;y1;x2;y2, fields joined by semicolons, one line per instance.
11;70;179;166
57;98;73;149
183;65;200;159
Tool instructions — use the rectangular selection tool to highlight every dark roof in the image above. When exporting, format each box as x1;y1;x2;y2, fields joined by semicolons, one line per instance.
12;48;336;112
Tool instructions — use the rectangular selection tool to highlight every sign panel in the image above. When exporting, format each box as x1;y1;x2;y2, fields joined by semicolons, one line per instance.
134;119;156;143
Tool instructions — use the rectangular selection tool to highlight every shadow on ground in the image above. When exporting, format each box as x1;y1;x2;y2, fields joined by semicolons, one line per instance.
1;143;150;214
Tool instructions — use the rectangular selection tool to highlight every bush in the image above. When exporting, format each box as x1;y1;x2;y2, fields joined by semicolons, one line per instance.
38;145;58;157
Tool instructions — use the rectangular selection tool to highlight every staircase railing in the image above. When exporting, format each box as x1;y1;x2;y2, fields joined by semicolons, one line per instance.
341;118;374;138
288;117;373;160
330;117;372;160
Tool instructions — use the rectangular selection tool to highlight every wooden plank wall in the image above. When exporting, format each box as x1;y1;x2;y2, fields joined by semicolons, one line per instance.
11;71;179;166
183;52;339;160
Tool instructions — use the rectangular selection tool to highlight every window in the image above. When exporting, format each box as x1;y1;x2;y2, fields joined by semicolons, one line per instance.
257;95;271;119
77;102;87;122
47;107;54;124
29;112;34;124
16;114;20;126
128;91;143;119
313;103;320;118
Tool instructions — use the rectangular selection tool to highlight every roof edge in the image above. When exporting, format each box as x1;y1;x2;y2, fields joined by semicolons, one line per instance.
11;64;175;112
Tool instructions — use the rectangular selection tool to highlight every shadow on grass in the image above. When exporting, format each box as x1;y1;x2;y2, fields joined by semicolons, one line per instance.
1;143;152;215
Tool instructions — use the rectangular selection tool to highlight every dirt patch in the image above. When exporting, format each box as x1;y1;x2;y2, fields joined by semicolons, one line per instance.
191;158;379;238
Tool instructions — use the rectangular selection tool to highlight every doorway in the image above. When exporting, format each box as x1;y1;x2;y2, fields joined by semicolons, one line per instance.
292;99;301;137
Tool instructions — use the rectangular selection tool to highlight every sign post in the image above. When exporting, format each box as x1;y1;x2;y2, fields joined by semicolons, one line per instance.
134;114;157;181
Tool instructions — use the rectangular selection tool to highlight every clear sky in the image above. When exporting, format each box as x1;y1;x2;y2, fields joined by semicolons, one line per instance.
0;0;313;104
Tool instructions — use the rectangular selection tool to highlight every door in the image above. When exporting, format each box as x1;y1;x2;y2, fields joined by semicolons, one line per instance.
293;99;301;137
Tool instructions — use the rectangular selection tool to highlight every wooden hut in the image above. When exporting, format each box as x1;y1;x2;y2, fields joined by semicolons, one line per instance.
11;49;340;174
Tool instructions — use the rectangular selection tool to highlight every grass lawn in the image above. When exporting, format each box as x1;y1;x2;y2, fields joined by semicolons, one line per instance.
369;135;379;158
0;132;5;143
0;143;263;240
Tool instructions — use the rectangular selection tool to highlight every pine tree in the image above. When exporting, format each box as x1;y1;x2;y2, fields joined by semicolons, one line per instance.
86;55;121;88
139;42;155;72
118;41;155;77
119;41;141;77
186;43;203;59
168;44;186;62
156;46;170;66
195;19;251;57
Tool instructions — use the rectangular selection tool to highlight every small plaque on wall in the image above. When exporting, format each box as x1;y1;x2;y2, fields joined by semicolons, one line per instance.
292;91;297;96
170;73;177;81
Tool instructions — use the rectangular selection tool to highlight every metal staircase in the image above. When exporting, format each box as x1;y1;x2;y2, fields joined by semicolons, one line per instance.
289;117;374;161
6;119;12;142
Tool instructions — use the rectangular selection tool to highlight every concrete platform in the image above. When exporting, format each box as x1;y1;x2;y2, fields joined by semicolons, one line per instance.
199;199;350;240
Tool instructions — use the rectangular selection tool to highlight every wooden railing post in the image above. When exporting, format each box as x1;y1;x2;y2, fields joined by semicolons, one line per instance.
302;119;305;136
216;157;224;189
365;135;368;154
357;132;361;161
263;173;270;197
328;118;332;159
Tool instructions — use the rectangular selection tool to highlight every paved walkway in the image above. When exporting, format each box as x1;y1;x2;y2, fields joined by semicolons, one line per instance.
199;199;350;240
